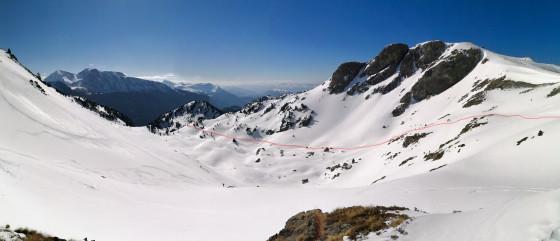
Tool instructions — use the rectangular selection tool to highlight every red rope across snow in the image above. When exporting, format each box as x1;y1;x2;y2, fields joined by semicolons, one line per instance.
184;113;560;151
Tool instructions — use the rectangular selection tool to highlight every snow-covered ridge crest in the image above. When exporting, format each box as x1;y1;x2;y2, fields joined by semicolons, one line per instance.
45;68;171;93
2;42;560;241
169;40;560;187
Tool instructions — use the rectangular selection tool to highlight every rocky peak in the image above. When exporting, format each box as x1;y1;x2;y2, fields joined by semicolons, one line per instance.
414;40;448;69
327;43;411;94
411;47;483;101
399;40;448;77
328;62;366;94
45;70;78;84
148;100;223;134
363;43;409;76
77;68;126;82
77;68;101;79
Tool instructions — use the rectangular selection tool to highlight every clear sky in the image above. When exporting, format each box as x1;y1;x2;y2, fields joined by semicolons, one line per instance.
2;0;559;85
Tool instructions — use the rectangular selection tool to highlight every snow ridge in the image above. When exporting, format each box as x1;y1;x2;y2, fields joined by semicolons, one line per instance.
2;41;560;241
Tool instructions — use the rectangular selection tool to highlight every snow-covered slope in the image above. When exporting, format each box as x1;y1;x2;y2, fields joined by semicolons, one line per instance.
2;41;560;241
0;49;227;240
170;41;560;187
155;41;560;240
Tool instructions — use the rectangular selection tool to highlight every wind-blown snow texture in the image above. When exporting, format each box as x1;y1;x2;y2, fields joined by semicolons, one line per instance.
1;42;560;241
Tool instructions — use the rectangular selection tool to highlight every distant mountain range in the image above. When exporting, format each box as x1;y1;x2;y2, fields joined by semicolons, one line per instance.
45;69;265;125
45;69;209;126
161;81;253;109
4;41;560;241
222;82;317;98
45;68;313;125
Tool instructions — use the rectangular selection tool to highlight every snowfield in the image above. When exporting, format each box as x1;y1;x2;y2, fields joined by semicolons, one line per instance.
1;42;560;241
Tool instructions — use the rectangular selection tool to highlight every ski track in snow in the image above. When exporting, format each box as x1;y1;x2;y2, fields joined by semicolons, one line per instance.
2;44;560;241
187;112;560;151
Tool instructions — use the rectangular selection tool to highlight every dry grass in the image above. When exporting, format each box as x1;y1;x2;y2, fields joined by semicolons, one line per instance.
14;228;68;241
0;226;80;241
268;206;409;241
325;206;408;240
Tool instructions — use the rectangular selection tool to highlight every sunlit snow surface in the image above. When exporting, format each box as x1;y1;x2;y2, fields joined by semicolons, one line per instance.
1;43;560;241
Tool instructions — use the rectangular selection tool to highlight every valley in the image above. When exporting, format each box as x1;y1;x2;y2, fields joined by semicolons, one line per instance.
1;40;560;241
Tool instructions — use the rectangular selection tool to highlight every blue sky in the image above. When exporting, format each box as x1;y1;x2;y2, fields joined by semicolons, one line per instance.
2;0;559;85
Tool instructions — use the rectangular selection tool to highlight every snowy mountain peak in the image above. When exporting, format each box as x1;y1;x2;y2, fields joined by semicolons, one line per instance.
163;81;219;94
44;68;210;125
76;68;127;82
148;100;223;134
163;81;252;108
4;41;560;241
45;70;79;84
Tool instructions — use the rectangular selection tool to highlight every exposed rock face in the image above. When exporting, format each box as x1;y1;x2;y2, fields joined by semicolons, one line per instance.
392;92;412;117
328;62;365;94
363;43;409;76
411;48;483;101
415;41;449;69
548;86;560;97
399;40;448;77
361;43;409;87
268;206;409;241
347;41;448;96
462;76;545;108
267;209;322;241
328;41;482;117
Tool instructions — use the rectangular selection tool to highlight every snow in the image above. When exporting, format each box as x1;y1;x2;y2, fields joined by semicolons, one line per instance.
0;228;23;241
1;42;560;241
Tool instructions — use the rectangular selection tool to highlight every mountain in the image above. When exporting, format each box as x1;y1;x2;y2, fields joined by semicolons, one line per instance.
2;41;560;241
148;100;223;134
162;81;253;109
45;69;209;126
145;41;560;240
222;82;317;99
0;49;223;240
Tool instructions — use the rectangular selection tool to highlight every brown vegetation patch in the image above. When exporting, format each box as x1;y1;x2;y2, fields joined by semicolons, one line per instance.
0;226;79;241
268;206;409;241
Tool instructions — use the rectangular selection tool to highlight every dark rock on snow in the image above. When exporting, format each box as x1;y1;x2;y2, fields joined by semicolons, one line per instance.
411;48;483;101
328;62;366;94
363;43;409;77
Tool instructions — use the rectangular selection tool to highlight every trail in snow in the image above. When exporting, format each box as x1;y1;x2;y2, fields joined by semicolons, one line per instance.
187;112;560;151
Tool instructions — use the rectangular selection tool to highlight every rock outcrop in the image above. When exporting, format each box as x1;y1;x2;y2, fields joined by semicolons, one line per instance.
411;48;483;101
148;100;222;134
347;41;449;95
399;40;448;77
362;43;409;87
268;206;409;241
363;43;409;76
328;62;365;94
